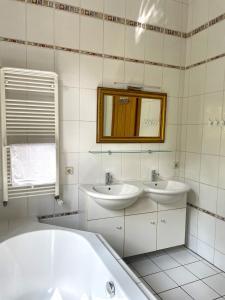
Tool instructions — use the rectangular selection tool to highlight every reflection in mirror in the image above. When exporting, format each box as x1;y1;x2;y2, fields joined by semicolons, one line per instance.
139;98;161;137
97;87;167;143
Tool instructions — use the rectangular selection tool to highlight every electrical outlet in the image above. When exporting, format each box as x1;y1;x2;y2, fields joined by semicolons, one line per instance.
65;167;74;175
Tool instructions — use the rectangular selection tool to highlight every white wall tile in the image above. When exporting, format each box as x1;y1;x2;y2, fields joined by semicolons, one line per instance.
60;153;79;185
164;35;182;66
191;0;209;29
27;5;54;44
79;153;102;184
207;21;225;59
198;211;215;248
122;153;141;180
104;22;125;57
218;157;225;189
190;30;208;64
185;153;201;181
81;0;103;11
197;239;215;263
187;206;198;237
104;0;126;18
203;92;223;124
189;65;206;96
79;121;100;152
215;219;225;254
208;0;225;20
60;121;79;152
186;125;202;153
103;59;125;85
27;46;54;72
165;0;182;31
0;0;26;39
55;10;79;49
144;65;163;87
199;184;217;213
214;250;225;272
55;51;80;88
80;55;103;89
145;31;164;63
217;189;225;218
80;89;96;121
125;26;145;60
0;42;26;68
200;155;219;186
56;184;78;213
205;58;225;94
201;126;221;155
59;87;79;121
187;95;204;124
80;16;103;53
125;61;144;85
162;68;181;97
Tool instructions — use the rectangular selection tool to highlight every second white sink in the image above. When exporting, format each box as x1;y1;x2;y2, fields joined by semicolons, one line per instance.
143;180;190;204
80;183;142;210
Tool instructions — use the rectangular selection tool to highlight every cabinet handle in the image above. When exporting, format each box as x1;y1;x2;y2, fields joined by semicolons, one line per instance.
150;221;156;225
161;219;166;223
116;226;122;230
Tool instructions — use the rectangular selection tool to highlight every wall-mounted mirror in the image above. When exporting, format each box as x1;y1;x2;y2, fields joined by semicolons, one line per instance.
97;87;167;143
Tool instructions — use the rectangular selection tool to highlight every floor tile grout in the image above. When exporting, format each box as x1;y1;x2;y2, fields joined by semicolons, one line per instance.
125;246;225;299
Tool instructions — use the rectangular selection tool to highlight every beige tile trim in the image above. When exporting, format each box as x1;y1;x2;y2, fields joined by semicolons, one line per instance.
16;0;225;39
187;203;225;222
0;36;183;70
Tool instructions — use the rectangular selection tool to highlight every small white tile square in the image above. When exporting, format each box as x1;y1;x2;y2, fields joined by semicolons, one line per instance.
131;258;160;276
168;248;199;265
144;271;178;293
203;274;225;296
185;261;218;279
159;287;193;300
151;254;180;271
182;280;219;300
166;266;198;285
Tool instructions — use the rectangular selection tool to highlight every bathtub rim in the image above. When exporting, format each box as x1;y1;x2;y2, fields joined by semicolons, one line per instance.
0;221;157;300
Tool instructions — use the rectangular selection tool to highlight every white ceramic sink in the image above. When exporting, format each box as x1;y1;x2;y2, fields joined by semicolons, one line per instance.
143;180;190;204
80;183;142;210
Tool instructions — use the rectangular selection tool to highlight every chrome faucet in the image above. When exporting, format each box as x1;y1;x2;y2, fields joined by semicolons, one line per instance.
105;172;113;185
151;170;159;182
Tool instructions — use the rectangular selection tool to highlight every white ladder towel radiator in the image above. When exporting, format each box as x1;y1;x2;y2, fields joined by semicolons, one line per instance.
0;67;59;207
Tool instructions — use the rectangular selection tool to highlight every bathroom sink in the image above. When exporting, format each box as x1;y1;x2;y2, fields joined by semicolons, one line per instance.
143;180;190;204
80;183;142;210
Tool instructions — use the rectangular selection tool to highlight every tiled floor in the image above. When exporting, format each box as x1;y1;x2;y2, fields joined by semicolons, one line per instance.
124;246;225;300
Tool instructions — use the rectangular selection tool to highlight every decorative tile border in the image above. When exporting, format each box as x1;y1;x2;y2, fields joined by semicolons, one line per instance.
0;36;183;70
17;0;184;38
186;12;225;38
187;203;225;222
38;210;78;220
17;0;225;40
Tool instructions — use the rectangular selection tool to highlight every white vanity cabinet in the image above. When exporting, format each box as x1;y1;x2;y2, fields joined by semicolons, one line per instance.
79;188;187;258
88;217;124;256
124;212;157;257
157;208;186;250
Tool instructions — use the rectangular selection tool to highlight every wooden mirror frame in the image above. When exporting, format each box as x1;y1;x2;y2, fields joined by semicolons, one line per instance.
97;87;167;143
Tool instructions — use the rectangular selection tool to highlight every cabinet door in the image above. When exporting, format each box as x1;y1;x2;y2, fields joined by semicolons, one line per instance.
124;213;157;257
157;208;186;250
88;217;124;257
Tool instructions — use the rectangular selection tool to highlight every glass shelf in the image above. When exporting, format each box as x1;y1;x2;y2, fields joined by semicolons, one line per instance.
89;150;172;155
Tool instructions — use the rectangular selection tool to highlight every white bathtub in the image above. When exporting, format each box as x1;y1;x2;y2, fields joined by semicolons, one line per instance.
0;225;154;300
